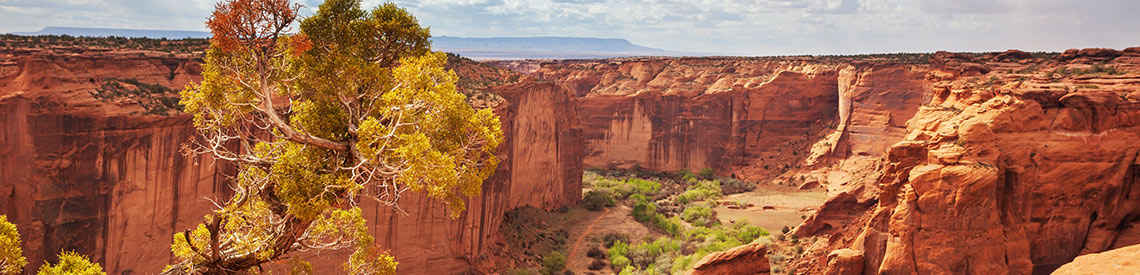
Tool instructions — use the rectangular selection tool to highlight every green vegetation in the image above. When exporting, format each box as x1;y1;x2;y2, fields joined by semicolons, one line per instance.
697;168;715;180
603;221;769;274
36;251;106;275
608;240;631;270
629;194;683;237
541;251;567;275
586;174;662;200
583;190;617;211
676;180;721;206
812;53;934;64
167;0;503;274
1049;64;1126;79
587;169;768;274
0;216;110;274
0;34;209;54
680;204;716;227
0;216;27;274
89;78;182;116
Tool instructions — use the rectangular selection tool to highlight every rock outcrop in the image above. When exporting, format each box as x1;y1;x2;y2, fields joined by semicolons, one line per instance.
825;249;864;275
795;48;1140;274
1053;243;1140;275
0;48;582;274
687;242;769;275
0;48;224;273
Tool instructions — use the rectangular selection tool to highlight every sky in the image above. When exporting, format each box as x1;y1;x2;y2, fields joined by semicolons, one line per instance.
1;0;1138;56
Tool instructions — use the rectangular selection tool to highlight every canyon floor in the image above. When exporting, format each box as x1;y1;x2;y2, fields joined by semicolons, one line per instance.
714;185;827;234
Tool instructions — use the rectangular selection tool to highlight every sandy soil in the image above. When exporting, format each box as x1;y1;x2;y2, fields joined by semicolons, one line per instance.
557;205;659;274
714;184;828;232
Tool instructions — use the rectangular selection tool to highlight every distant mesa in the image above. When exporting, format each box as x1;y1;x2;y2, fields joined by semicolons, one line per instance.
8;27;701;60
12;26;210;39
431;36;703;60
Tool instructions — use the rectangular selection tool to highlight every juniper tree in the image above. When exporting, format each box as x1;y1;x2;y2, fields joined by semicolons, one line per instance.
0;216;26;274
166;0;502;273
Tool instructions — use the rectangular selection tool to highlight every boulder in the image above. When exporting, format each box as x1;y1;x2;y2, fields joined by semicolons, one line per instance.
825;249;864;275
1053;244;1140;275
688;242;770;275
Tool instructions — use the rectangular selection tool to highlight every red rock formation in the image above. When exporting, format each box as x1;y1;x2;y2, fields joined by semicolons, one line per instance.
687;242;769;275
825;249;864;275
0;48;582;274
0;48;227;273
533;58;842;180
520;57;930;185
290;80;584;274
1053;243;1140;274
796;48;1140;274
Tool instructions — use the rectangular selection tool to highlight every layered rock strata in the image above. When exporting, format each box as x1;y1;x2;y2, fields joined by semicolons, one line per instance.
795;49;1140;274
527;58;930;182
0;48;582;274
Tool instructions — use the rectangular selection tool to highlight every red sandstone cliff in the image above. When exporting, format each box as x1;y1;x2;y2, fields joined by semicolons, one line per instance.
0;48;582;274
524;57;929;184
794;49;1140;274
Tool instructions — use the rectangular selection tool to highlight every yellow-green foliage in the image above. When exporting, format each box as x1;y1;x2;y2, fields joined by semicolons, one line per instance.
680;204;715;227
587;176;661;200
0;215;26;274
36;251;105;275
172;0;502;273
676;180;721;205
604;172;767;274
356;52;503;216
541;251;567;275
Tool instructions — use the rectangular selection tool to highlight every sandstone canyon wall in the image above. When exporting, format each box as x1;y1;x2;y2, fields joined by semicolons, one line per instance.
0;48;582;274
795;49;1140;275
526;57;930;183
297;80;584;274
0;48;229;274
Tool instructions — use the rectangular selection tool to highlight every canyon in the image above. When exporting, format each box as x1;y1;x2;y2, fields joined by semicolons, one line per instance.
0;47;582;274
2;41;1140;275
791;49;1140;274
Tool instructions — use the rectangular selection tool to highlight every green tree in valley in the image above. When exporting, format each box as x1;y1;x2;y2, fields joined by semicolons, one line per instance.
0;215;27;274
167;0;502;274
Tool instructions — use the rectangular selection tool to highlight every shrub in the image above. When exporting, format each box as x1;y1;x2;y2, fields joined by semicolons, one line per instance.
676;168;693;179
651;215;682;237
631;200;657;223
720;178;755;195
37;251;106;275
587;246;605;259
677;181;721;206
604;233;629;248
698;168;715;180
583;190;616;211
607;240;629;261
542;251;567;275
627;178;661;195
781;226;790;234
587;259;606;270
681;204;716;227
734;223;768;242
610;255;630;271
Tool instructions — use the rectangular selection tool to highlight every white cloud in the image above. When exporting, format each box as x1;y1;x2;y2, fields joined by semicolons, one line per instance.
1;0;1138;55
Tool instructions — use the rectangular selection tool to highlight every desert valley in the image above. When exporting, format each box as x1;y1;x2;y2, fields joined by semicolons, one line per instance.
3;34;1140;274
2;1;1140;274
